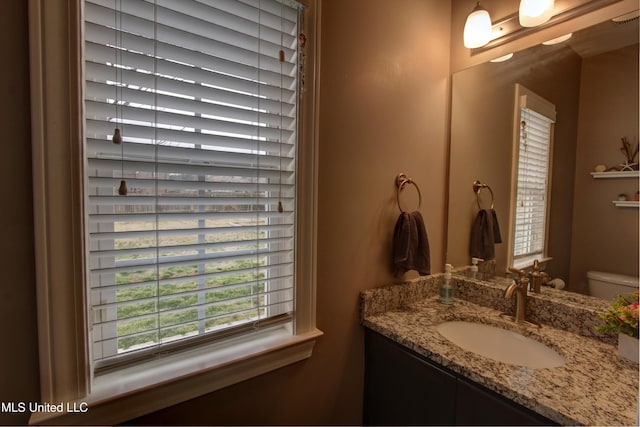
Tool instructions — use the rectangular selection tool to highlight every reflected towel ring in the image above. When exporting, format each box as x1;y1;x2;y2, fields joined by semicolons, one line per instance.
473;180;494;210
396;173;422;213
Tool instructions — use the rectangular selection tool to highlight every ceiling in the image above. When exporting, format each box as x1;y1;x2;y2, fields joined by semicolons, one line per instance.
568;11;640;57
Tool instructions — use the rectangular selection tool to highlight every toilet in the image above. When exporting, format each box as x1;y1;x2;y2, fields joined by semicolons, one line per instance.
587;271;639;299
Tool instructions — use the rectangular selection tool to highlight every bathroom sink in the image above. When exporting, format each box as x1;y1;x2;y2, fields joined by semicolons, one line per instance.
436;321;565;369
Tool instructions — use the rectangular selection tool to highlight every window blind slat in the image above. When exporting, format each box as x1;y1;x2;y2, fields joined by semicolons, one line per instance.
93;278;294;315
91;244;294;275
84;41;294;101
85;122;293;154
84;19;297;88
89;223;293;242
87;158;294;181
95;298;294;343
91;234;294;257
87;0;297;46
89;211;292;224
91;266;294;296
85;62;294;115
88;177;295;198
85;101;294;142
85;1;298;69
86;82;296;129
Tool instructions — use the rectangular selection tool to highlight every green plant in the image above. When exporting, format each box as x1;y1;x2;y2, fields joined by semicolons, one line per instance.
597;292;639;338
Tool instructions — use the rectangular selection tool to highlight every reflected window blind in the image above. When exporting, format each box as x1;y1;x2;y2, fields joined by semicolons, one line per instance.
513;107;554;264
84;0;301;368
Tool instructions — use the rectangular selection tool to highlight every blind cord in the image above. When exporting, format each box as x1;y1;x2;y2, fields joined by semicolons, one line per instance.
113;0;127;196
153;0;161;349
255;0;263;324
277;1;285;214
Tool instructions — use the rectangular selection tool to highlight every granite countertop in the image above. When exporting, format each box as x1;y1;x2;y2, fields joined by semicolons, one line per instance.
360;275;639;426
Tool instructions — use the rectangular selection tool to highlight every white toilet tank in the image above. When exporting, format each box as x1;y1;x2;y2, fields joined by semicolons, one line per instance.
587;271;639;300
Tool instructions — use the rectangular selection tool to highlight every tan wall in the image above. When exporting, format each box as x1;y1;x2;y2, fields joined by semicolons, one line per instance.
0;1;40;426
569;44;640;293
0;0;451;425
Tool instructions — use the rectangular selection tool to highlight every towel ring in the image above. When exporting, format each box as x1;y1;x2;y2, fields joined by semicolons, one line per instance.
473;180;494;210
396;173;422;213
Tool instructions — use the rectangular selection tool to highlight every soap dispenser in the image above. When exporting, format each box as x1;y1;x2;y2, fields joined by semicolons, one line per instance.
470;257;483;279
440;264;454;305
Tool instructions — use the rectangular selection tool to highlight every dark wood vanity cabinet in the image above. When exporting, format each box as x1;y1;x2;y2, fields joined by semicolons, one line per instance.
364;329;457;425
364;329;557;426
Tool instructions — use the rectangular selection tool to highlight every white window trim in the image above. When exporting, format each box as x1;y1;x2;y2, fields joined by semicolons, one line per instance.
507;83;555;270
28;0;322;424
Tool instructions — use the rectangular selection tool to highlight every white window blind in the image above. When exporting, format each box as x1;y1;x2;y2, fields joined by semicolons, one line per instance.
513;99;555;268
84;0;302;369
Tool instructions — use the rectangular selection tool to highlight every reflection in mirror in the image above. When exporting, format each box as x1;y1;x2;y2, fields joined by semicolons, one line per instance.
447;15;639;295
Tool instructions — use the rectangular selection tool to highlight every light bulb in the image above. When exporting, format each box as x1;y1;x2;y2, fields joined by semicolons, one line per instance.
464;2;492;49
519;0;555;27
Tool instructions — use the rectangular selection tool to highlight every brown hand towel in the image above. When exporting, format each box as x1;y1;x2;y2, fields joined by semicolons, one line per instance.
469;208;502;260
491;208;502;243
393;211;431;277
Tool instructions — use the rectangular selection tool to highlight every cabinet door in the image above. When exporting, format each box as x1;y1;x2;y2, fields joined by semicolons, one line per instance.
364;330;456;425
456;378;556;425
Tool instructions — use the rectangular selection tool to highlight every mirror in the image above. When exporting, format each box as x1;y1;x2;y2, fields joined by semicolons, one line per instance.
447;14;639;294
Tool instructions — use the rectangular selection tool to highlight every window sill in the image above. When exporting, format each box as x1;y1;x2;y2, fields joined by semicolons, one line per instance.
29;327;323;426
513;256;552;270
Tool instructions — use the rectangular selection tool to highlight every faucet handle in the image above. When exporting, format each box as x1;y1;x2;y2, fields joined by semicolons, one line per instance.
519;277;530;289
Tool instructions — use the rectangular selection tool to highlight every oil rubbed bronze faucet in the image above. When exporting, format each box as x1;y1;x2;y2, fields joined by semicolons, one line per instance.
504;268;529;323
529;259;551;293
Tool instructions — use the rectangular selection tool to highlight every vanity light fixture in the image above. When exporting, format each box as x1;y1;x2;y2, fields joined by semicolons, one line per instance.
468;0;630;53
519;0;555;27
542;33;573;45
464;2;493;48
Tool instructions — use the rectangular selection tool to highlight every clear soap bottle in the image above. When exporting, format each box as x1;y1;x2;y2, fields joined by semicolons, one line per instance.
440;263;454;305
470;257;483;279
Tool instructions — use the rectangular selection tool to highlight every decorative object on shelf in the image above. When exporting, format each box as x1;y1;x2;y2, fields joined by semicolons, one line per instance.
618;136;638;171
596;292;639;363
617;193;628;201
593;164;607;172
635;191;639;201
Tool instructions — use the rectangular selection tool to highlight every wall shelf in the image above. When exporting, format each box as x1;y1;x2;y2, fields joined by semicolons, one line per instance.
590;171;639;179
591;171;638;208
612;201;639;208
